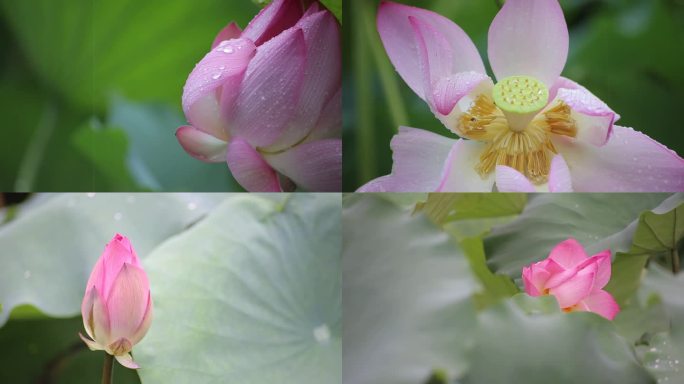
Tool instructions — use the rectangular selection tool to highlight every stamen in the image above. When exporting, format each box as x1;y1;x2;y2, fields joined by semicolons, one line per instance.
455;94;507;140
457;90;576;185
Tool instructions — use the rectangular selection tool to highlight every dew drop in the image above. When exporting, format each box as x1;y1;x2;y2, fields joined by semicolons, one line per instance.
212;73;222;80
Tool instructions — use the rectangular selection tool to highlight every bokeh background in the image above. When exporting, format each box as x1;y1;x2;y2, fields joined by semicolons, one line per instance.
343;0;684;191
0;0;342;192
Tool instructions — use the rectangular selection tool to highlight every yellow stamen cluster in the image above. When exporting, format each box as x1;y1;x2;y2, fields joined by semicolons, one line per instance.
454;94;577;184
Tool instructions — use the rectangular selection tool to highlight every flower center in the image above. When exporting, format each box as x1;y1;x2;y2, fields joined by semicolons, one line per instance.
492;75;549;132
455;92;577;185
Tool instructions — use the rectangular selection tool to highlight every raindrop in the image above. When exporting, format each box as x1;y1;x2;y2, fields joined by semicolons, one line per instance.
24;270;31;279
87;193;96;198
212;73;222;80
313;324;331;344
222;46;234;54
114;212;123;221
260;95;266;101
187;202;197;211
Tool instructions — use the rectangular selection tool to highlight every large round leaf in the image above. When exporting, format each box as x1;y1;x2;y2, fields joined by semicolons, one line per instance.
135;194;341;384
484;194;669;276
342;195;477;384
0;193;225;326
461;295;655;384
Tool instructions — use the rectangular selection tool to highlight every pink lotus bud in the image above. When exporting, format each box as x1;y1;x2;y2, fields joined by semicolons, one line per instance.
176;0;341;192
79;234;153;369
522;238;620;320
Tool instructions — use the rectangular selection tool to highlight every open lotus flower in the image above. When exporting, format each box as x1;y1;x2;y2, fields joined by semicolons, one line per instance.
176;0;341;192
80;234;153;369
522;238;619;320
359;0;684;192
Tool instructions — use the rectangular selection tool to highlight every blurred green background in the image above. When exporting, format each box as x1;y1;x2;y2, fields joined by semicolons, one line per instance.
343;0;684;191
0;0;263;191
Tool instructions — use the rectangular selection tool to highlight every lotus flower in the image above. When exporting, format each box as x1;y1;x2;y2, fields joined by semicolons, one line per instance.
80;234;153;369
522;238;619;320
176;0;341;192
359;0;684;192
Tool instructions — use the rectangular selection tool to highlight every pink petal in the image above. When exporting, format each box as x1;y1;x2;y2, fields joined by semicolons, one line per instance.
211;22;242;49
548;262;597;308
88;234;138;300
555;126;684;192
182;38;256;140
548;238;588;269
226;138;281;192
495;165;536;192
268;9;341;151
550;77;618;146
106;263;150;344
305;87;341;142
377;1;485;101
175;125;228;163
228;28;306;148
576;290;620;320
263;139;341;192
357;127;457;192
437;139;494;192
79;332;104;351
129;292;153;345
548;155;573;192
91;287;110;345
487;0;568;87
242;0;303;46
582;250;612;290
431;71;491;117
523;264;551;296
115;353;140;369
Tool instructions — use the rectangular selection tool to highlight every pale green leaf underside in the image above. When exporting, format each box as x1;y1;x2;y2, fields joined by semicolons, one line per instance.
0;193;225;327
342;195;477;384
135;194;341;384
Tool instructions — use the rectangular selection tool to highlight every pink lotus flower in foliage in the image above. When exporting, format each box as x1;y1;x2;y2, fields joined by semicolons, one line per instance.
522;238;619;320
80;234;153;369
360;0;684;192
176;0;341;192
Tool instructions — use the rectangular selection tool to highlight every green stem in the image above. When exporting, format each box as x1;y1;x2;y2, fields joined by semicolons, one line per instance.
14;102;57;192
101;353;114;384
353;1;375;185
672;247;680;274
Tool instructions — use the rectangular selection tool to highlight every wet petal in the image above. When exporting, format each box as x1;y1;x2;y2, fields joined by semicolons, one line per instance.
263;139;341;192
229;28;306;148
556;126;684;192
488;0;568;86
269;9;341;151
550;77;618;146
357;127;457;192
495;165;536;192
242;0;303;46
438;139;494;192
211;22;242;49
548;155;573;192
226;138;281;192
377;1;485;101
175;125;228;163
182;38;256;140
